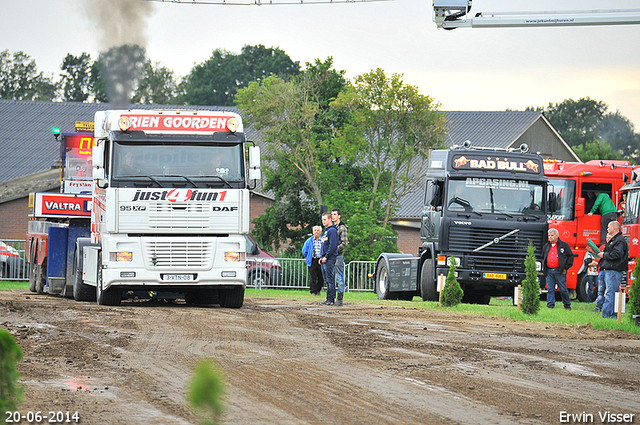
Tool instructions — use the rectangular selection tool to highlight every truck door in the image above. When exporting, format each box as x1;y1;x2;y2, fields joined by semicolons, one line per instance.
421;179;443;245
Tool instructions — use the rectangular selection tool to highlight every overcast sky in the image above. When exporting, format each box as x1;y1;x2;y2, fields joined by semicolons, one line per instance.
3;0;640;129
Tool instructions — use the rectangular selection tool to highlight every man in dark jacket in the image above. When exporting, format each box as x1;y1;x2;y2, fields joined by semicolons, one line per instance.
543;228;574;310
331;208;348;306
319;212;339;306
597;221;629;319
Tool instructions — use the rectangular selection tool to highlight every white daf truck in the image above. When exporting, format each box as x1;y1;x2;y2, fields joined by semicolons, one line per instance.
75;109;260;307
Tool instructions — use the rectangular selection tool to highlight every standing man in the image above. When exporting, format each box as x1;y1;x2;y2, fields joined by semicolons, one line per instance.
587;192;618;245
597;221;629;319
319;212;339;306
331;208;348;306
543;228;574;310
302;226;323;295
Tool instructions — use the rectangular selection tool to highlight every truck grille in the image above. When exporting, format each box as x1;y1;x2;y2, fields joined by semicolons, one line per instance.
148;203;210;230
448;226;543;273
144;240;212;268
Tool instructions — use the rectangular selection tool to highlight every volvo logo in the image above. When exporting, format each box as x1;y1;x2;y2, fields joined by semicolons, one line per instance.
454;221;472;225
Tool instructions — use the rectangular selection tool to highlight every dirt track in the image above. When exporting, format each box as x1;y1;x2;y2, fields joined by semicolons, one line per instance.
1;289;639;425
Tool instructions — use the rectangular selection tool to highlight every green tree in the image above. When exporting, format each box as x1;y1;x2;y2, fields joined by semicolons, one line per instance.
572;139;625;162
544;97;608;147
180;45;300;106
60;52;93;102
440;258;463;307
0;50;57;101
237;58;346;255
331;69;446;226
89;59;108;103
132;60;179;104
521;241;541;315
0;328;23;413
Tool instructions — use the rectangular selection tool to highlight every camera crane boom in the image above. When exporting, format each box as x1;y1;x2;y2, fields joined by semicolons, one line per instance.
433;1;640;29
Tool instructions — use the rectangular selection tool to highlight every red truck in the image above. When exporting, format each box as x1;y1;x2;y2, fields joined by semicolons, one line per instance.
544;160;632;301
620;167;640;295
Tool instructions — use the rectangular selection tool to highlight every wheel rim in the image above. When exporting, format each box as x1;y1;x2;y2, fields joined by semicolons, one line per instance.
377;268;388;296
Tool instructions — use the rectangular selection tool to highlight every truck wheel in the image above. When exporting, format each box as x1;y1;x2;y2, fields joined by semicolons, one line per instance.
35;261;47;294
219;286;244;308
96;258;121;306
375;262;392;300
576;273;589;303
420;258;437;301
28;248;37;292
73;251;95;302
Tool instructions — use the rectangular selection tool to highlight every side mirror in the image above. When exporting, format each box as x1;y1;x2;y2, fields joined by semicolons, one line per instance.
548;192;557;212
575;197;585;218
248;145;261;181
92;144;104;169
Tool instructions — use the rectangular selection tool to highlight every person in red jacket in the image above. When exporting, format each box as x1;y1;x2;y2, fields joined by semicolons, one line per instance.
543;228;574;310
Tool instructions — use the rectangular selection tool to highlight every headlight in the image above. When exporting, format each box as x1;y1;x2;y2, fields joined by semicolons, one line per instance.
536;261;542;272
447;256;461;267
224;252;245;262
110;251;133;262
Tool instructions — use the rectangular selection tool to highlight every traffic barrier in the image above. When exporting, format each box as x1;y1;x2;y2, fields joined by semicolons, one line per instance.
0;239;28;281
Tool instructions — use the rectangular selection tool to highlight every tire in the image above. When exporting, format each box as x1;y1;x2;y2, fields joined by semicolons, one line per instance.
73;250;95;302
28;244;37;292
96;257;121;306
375;261;392;300
219;286;244;308
35;261;46;294
420;258;438;301
576;273;589;303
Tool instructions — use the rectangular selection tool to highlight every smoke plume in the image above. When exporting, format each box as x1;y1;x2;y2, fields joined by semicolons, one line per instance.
83;0;154;108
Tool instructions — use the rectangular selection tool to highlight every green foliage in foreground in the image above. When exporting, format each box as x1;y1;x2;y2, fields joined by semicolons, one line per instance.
246;289;640;335
521;242;541;315
188;359;226;425
0;328;24;412
440;258;463;307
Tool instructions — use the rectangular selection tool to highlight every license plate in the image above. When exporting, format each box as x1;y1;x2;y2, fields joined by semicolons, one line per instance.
162;274;194;281
483;273;506;280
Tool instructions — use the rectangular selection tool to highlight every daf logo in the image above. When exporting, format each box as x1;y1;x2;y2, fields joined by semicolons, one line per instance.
454;221;472;225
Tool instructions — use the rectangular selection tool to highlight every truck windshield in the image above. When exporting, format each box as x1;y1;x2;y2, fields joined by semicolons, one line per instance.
446;178;545;216
547;178;576;221
111;142;244;188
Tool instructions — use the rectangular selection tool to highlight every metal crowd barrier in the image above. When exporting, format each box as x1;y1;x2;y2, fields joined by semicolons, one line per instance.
246;257;376;292
0;239;28;281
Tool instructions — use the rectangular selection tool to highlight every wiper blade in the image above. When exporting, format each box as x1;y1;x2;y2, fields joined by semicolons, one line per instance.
207;175;233;189
116;175;162;187
157;174;198;188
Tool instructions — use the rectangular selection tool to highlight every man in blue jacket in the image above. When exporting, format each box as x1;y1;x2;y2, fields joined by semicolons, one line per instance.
319;212;339;306
302;226;323;295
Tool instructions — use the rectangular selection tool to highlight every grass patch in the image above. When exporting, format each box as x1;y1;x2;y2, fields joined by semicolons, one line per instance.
0;281;29;291
246;288;640;335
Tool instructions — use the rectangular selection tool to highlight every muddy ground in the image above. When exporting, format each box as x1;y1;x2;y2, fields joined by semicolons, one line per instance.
1;289;639;425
